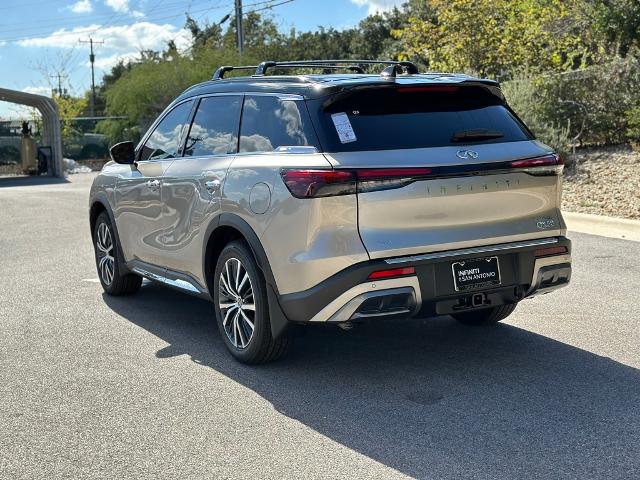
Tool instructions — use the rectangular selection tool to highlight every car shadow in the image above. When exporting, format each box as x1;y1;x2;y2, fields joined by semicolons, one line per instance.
103;284;640;479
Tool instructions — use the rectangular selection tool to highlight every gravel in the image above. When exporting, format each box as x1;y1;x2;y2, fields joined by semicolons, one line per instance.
563;144;640;219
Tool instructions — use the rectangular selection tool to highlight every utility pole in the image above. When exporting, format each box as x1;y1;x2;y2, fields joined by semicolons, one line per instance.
79;37;104;117
50;73;66;97
234;0;244;57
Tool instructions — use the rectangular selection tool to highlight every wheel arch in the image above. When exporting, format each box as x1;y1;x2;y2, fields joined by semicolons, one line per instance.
203;213;290;339
89;194;129;273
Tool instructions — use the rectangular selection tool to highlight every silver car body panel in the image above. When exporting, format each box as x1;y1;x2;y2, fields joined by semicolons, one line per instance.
158;154;234;288
324;140;565;260
223;152;369;295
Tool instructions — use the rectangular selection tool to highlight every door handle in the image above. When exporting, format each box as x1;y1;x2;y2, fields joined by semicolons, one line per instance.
146;179;160;190
204;178;221;194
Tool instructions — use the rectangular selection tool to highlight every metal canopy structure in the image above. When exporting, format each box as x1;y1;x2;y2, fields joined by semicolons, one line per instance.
0;87;63;177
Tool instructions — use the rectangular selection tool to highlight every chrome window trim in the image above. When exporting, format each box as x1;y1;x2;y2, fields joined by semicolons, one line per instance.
383;237;559;265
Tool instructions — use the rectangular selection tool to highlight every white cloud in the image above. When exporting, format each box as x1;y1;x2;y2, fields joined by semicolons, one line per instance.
70;0;92;13
103;0;142;17
92;51;138;70
105;0;129;13
17;22;192;53
350;0;404;15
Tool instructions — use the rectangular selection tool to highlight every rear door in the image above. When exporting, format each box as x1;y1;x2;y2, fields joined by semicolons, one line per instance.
160;95;242;285
114;100;193;266
312;84;565;259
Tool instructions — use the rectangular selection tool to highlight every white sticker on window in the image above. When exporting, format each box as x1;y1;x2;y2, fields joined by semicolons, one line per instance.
331;112;357;144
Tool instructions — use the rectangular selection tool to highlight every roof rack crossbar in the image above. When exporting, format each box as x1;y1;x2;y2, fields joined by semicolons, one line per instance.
256;63;366;74
212;65;259;80
253;59;419;76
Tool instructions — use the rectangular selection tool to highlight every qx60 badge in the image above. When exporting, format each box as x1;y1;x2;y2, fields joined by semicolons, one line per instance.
456;149;479;159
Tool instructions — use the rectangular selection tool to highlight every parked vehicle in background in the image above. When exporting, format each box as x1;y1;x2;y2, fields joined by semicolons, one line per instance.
89;60;572;364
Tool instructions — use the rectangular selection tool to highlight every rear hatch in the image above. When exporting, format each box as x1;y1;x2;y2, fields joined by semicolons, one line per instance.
310;83;565;259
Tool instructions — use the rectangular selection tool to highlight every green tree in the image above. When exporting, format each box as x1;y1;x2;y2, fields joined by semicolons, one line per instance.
54;94;87;144
393;0;584;77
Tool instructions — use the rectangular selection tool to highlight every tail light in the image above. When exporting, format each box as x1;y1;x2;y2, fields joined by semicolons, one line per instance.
368;266;415;280
280;168;430;198
280;169;355;198
510;153;563;176
281;153;563;198
356;168;432;193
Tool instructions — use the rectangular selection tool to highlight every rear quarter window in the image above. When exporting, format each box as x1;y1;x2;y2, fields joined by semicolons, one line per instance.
239;96;319;153
311;85;532;152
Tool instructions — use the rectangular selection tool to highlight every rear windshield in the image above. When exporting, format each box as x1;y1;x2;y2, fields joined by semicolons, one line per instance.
310;85;532;152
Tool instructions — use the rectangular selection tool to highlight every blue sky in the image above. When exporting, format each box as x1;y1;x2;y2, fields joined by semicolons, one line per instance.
0;0;404;117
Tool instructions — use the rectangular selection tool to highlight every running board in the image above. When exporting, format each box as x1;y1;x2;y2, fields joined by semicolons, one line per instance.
128;261;210;299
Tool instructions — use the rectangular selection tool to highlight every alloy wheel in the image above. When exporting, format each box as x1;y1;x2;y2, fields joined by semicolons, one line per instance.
96;222;115;285
218;257;255;349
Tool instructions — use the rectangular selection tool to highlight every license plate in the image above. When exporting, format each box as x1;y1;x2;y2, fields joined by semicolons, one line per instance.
452;256;501;291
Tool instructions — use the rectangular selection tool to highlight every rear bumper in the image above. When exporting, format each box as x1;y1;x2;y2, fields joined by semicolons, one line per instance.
278;236;571;323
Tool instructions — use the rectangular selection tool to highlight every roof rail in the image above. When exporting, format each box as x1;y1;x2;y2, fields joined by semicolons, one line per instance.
212;60;420;80
212;65;258;80
254;59;419;76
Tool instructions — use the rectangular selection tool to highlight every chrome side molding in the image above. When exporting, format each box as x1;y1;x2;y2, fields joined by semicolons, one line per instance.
131;266;203;294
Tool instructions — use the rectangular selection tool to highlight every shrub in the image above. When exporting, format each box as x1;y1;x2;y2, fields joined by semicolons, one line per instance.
626;107;640;149
502;76;572;157
533;56;640;146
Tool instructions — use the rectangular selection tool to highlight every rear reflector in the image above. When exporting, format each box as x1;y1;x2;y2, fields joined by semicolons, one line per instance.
368;266;415;280
534;246;568;257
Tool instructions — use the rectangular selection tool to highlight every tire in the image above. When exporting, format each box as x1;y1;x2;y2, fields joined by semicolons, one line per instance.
452;303;518;325
93;212;142;296
213;240;289;364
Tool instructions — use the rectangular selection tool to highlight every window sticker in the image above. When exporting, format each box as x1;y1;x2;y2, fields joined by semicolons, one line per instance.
331;112;357;144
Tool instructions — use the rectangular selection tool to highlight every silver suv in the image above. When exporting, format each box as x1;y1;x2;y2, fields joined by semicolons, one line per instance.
90;60;572;363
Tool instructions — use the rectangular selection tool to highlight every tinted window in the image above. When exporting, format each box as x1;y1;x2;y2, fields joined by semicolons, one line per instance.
312;86;531;152
139;101;193;161
184;96;242;157
239;96;319;153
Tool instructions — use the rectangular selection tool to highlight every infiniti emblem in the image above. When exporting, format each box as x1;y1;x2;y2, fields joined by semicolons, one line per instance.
456;149;479;159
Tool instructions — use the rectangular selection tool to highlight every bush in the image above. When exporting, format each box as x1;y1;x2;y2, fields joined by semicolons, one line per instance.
626;107;640;149
502;76;572;157
530;56;640;146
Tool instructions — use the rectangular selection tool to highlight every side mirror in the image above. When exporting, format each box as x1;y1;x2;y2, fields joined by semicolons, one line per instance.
109;141;136;164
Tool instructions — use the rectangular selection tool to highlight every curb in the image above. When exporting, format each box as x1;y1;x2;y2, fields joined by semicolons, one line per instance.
563;211;640;242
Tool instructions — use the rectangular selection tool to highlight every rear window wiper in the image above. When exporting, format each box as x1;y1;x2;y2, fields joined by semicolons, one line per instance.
451;129;504;143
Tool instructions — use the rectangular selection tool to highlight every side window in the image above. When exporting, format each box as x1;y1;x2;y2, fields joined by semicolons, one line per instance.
239;96;319;153
184;96;242;157
139;101;193;161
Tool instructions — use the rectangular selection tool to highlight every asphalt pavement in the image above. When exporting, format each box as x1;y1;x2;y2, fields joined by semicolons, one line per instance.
1;173;639;479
